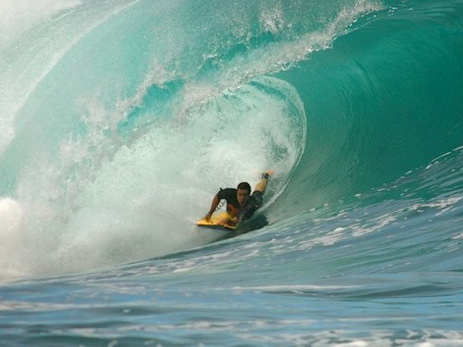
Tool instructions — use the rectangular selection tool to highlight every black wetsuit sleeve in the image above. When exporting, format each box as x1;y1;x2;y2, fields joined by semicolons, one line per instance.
217;188;235;200
217;188;240;212
217;188;225;199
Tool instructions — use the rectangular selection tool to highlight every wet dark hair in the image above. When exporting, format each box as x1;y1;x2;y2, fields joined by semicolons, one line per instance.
237;182;251;193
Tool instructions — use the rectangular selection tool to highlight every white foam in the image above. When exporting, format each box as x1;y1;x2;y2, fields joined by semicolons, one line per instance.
0;0;81;48
0;197;23;234
0;197;27;279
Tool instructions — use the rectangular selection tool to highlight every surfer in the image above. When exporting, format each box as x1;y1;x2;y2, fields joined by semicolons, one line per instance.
204;172;272;227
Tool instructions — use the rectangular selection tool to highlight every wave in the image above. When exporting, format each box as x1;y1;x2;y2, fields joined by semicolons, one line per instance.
1;0;463;279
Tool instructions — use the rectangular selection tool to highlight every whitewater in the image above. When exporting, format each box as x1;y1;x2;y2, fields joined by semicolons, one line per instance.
1;0;463;345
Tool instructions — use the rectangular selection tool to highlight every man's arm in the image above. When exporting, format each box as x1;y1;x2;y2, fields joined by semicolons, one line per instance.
205;194;221;221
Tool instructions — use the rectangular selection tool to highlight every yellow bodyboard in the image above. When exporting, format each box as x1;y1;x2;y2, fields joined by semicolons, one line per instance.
196;212;237;231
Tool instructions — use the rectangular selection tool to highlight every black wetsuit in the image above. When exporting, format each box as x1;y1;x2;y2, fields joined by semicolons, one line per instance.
217;188;263;222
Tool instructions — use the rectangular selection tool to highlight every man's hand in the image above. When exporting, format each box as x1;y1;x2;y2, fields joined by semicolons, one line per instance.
204;211;213;221
217;215;238;226
217;217;228;226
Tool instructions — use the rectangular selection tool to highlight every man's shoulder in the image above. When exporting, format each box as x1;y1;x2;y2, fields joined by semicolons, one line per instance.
218;187;236;198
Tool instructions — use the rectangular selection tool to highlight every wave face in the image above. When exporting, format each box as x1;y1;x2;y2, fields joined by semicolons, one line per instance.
272;0;463;216
1;0;463;345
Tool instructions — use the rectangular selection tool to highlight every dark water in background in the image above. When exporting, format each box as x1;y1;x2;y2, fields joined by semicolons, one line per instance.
1;0;463;345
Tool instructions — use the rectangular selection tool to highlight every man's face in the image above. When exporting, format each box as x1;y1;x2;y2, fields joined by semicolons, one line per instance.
236;188;250;206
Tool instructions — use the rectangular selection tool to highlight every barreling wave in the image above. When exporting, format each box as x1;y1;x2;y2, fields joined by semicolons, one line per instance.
0;0;462;279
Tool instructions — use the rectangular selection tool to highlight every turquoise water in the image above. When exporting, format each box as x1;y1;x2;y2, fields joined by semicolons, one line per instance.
1;0;463;345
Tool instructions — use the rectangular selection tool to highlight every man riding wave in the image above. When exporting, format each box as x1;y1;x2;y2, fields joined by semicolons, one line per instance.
204;171;272;227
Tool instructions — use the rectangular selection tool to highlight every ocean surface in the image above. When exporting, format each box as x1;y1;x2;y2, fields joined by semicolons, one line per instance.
1;0;463;345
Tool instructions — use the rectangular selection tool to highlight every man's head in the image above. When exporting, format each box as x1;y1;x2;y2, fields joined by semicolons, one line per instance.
236;182;251;205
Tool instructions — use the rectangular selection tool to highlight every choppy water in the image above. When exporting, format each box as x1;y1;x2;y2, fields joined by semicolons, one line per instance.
1;0;463;345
